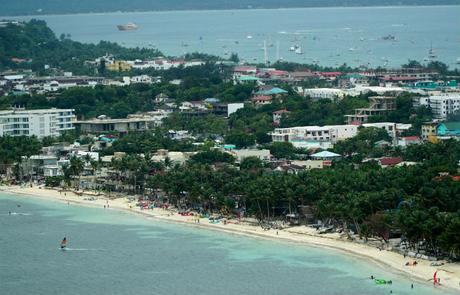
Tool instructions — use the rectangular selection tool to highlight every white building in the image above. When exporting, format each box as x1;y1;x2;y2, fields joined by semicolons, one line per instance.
0;108;75;138
362;122;398;139
300;88;346;101
229;149;271;162
271;124;358;149
75;111;168;133
122;75;153;85
415;94;460;119
227;103;245;116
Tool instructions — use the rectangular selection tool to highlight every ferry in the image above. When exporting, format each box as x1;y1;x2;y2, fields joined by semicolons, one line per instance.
117;23;138;31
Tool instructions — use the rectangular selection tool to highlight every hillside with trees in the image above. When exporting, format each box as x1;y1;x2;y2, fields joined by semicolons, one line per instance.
0;20;161;73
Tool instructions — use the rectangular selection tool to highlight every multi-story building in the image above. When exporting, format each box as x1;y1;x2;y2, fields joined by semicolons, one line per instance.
271;124;358;149
0;108;75;138
414;94;460;119
300;88;345;101
345;96;397;124
421;122;439;141
75;111;168;134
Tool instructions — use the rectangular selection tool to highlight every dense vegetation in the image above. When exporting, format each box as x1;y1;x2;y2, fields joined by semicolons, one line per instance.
102;139;460;258
2;0;459;16
0;136;42;170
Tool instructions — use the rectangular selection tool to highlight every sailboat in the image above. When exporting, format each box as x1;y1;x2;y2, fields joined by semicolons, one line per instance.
428;42;437;60
295;45;303;55
60;237;67;249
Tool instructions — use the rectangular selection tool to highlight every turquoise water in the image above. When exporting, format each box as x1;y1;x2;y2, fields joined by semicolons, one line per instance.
12;6;460;68
0;193;455;295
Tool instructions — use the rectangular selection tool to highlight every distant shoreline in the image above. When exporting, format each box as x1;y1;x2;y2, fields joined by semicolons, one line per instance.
2;4;460;19
1;185;459;293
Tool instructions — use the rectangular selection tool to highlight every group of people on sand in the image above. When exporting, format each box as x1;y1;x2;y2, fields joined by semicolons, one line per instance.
405;260;418;266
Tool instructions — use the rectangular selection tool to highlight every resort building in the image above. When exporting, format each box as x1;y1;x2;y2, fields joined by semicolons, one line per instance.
271;124;358;149
75;112;168;134
0;108;75;138
414;94;460;119
301;88;345;101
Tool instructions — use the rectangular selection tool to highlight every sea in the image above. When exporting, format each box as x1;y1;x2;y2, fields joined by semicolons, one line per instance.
11;6;460;69
0;192;456;295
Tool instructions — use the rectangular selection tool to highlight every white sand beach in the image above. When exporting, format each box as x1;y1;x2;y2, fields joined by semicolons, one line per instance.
1;185;459;292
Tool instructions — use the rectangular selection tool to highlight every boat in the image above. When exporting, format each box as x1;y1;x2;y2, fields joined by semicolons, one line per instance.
295;45;303;55
456;58;460;64
60;237;67;249
246;35;253;39
374;279;392;285
428;42;437;60
382;34;396;41
117;23;138;31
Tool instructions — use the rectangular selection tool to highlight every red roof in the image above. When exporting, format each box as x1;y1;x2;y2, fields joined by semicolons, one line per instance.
273;109;290;114
268;70;288;76
316;71;342;77
379;157;403;166
234;66;257;73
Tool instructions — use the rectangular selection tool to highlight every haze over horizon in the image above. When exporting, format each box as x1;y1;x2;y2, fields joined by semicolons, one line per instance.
2;0;460;16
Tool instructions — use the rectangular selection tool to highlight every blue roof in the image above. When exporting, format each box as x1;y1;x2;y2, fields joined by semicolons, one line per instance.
204;98;220;103
437;122;460;136
256;87;288;96
239;76;259;81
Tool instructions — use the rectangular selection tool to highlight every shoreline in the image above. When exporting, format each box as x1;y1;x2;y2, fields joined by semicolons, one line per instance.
1;185;459;292
2;4;460;18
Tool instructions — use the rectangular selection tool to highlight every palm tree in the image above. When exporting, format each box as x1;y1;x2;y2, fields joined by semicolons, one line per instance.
69;156;84;190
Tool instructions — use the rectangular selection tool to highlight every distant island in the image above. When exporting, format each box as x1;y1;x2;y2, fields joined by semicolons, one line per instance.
2;0;460;16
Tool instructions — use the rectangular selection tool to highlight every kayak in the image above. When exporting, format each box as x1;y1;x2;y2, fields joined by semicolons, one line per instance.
374;279;392;285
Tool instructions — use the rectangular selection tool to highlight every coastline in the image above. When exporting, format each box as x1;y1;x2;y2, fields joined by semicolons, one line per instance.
3;4;460;18
1;185;459;292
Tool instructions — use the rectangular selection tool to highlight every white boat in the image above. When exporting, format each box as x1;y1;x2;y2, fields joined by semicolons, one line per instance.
456;58;460;64
247;35;253;39
117;23;138;31
289;44;300;52
295;45;303;55
428;43;437;60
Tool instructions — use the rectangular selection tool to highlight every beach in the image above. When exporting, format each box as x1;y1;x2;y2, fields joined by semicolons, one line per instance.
1;185;459;292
